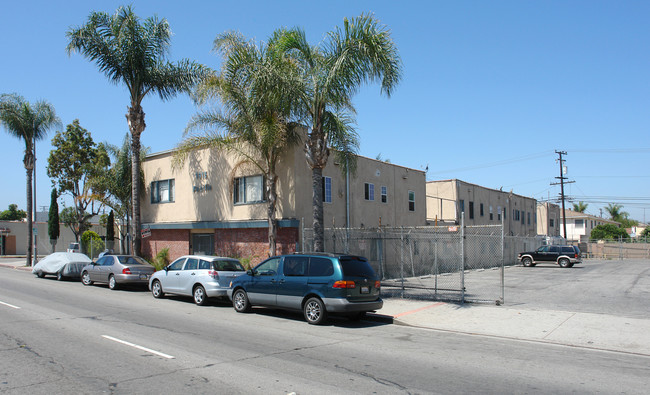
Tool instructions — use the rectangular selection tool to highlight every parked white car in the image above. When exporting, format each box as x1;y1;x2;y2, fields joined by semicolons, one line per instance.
32;252;91;280
149;255;246;305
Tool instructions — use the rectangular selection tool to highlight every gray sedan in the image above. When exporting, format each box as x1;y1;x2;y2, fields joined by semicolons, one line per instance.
81;255;155;290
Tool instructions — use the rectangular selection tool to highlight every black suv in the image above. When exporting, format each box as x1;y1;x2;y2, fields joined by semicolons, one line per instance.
518;245;581;268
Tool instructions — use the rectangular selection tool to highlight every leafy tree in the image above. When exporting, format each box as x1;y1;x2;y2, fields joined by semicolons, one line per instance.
48;189;60;253
273;14;402;251
177;31;301;256
47;120;110;240
81;230;104;259
604;203;628;222
60;206;88;242
0;204;27;221
0;93;60;266
591;224;629;240
67;5;209;256
572;201;588;213
641;227;650;239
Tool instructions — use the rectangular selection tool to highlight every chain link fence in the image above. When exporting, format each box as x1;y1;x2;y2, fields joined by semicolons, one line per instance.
302;217;540;304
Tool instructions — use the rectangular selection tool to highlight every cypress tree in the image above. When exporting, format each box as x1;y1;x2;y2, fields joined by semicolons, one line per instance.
48;189;60;252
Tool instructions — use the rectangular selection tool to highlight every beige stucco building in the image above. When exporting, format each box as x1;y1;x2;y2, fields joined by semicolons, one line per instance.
536;202;561;237
426;179;537;236
141;144;426;263
560;209;619;242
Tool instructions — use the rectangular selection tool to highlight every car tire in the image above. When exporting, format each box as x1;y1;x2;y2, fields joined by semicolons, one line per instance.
558;258;570;268
108;275;118;290
304;297;328;325
81;271;93;286
233;289;251;313
56;271;64;281
151;280;164;298
193;285;207;306
522;257;534;267
36;272;45;278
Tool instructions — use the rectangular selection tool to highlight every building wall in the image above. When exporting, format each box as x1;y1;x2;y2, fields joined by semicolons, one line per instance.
426;180;537;236
537;202;561;237
1;220;107;256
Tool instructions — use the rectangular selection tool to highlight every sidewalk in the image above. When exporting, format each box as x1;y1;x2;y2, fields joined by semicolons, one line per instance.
2;257;648;356
373;298;650;356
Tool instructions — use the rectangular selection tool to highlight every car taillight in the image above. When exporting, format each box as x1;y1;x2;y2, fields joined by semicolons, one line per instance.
333;280;356;289
122;268;131;274
208;270;219;279
374;280;381;289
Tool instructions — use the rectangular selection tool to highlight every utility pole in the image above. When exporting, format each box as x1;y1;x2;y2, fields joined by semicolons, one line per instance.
551;150;574;240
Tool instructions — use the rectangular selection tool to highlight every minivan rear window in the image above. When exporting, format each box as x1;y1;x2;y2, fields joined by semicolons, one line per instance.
340;257;376;278
308;257;334;277
213;259;245;271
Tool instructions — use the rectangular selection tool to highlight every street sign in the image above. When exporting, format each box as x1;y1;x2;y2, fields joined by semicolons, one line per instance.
141;227;151;238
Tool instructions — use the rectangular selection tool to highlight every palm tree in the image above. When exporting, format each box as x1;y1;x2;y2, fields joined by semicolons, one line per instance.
66;6;208;256
0;93;60;266
573;201;588;213
176;32;301;256
274;14;402;251
605;203;628;222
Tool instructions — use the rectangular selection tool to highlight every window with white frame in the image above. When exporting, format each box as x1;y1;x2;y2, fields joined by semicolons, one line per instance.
497;206;502;221
381;186;387;203
489;205;493;220
364;183;375;201
151;179;175;203
322;176;332;203
408;190;415;212
234;175;265;204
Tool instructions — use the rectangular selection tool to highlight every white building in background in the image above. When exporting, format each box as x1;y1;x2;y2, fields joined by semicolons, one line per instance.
560;209;619;242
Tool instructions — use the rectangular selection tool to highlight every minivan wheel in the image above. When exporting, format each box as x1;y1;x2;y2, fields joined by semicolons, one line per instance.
233;289;251;313
522;257;533;267
304;297;327;325
151;280;164;298
558;258;570;268
193;285;207;306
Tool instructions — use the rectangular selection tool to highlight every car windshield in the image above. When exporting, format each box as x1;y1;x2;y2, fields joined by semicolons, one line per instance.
340;257;376;278
117;256;150;266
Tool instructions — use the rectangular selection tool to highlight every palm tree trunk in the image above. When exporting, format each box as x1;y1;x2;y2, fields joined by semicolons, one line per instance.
311;167;324;252
266;173;278;257
127;105;145;257
25;166;33;266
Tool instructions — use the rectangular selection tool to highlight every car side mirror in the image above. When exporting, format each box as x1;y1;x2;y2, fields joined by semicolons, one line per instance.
246;269;253;276
164;266;169;272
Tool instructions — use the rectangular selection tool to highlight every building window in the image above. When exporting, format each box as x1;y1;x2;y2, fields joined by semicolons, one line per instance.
364;183;375;201
469;201;474;219
408;190;415;212
460;199;465;214
527;212;531;225
489;205;493;221
480;203;484;217
151;179;174;203
497;206;501;221
575;219;584;229
322;176;332;203
234;175;265;204
521;211;525;224
381;186;387;203
550;218;555;227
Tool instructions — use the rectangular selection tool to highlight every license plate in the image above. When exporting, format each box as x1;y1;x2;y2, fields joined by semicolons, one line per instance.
360;286;369;294
139;274;148;280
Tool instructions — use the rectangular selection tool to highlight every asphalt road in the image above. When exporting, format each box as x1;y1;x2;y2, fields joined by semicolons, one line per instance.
1;265;649;394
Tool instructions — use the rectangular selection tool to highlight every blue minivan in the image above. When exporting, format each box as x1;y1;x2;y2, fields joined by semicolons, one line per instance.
227;253;383;324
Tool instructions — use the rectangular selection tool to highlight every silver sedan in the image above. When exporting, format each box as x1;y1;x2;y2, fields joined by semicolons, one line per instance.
81;255;155;290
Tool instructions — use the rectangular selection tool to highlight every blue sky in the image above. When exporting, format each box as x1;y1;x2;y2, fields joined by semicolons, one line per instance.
1;0;649;222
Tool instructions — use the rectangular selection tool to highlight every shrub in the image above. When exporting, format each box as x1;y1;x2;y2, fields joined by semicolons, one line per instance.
81;230;105;258
151;248;170;271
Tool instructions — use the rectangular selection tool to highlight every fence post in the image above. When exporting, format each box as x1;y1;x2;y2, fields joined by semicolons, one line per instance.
501;214;505;304
461;212;465;304
434;229;438;296
301;217;304;253
400;227;405;298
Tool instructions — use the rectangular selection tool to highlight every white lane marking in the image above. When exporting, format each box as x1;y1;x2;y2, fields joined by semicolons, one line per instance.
0;300;21;309
101;335;175;359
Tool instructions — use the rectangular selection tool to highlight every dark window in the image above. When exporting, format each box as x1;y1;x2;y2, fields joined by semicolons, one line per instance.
340;257;376;277
469;202;474;219
549;246;560;253
234;175;265;204
381;186;387;203
322;177;332;203
283;256;308;276
489;206;493;221
213;259;244;271
254;257;280;276
460;200;465;213
365;183;375;201
408;190;415;212
480;203;484;217
308;257;334;277
151;179;175;203
550;218;555;227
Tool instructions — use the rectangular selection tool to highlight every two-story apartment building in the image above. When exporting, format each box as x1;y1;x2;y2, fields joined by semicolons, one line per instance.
560;209;619;242
536;202;561;237
425;179;537;236
141;144;426;263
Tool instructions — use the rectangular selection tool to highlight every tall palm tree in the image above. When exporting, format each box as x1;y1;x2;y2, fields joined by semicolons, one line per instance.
605;203;628;222
0;93;60;266
176;32;301;256
274;14;402;251
66;6;208;256
573;201;588;213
